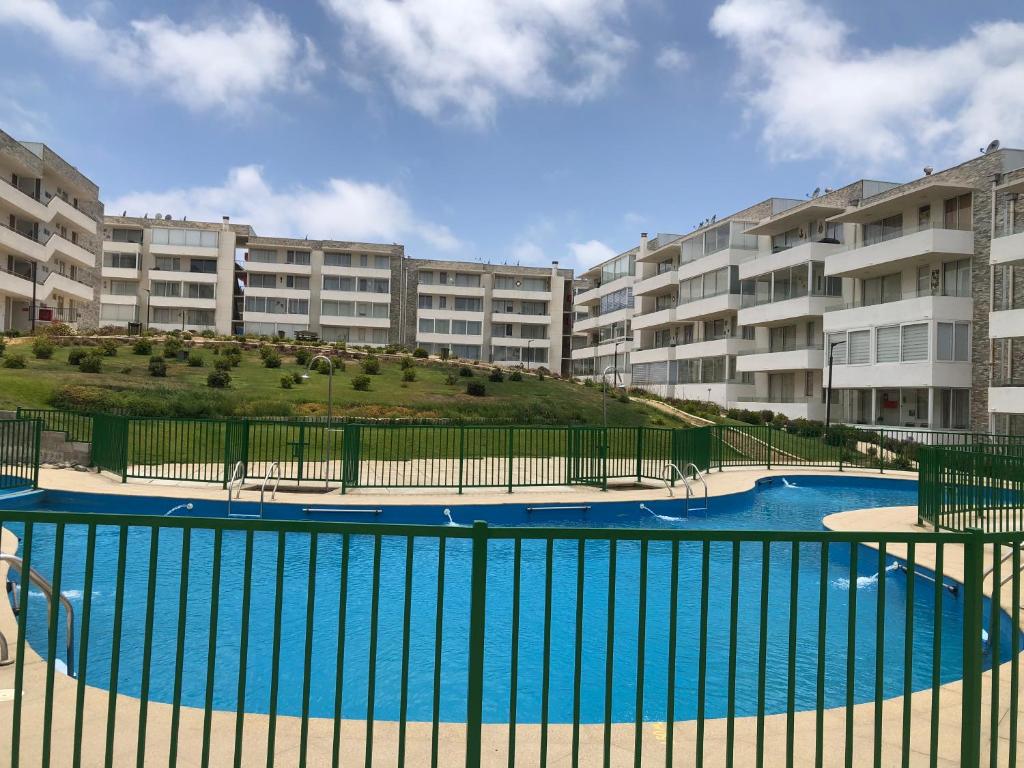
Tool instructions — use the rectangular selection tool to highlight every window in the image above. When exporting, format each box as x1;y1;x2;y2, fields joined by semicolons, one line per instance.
354;302;389;319
375;255;390;270
286;250;311;265
151;228;218;247
419;318;433;333
323;276;354;291
418;295;433;309
875;326;900;363
600;287;633;314
937;389;969;430
848;330;870;364
918;205;931;227
495;275;550;291
185;283;214;299
189;259;217;274
916;265;932;296
901;323;928;361
519;324;547;340
600;253;634;283
827;333;847;364
862;272;902;305
942;259;970;297
454;296;482;312
864;214;903;245
151;281;180;298
153;256;181;272
322;301;353;317
769;325;796;352
323;252;351;267
248;273;276;289
943;193;972;230
936;322;969;361
357;277;389;293
451;320;482;335
810;262;841;296
109;228;142;244
434;319;449;334
824;221;844;243
106;280;136;296
100;303;138;322
248;249;278;263
286;275;310;290
103;252;137;269
287;298;309;315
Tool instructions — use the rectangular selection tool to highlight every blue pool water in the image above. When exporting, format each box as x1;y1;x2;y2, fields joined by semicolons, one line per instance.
1;476;1016;724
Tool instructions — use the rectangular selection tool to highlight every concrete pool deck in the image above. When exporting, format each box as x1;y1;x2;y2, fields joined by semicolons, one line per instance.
0;468;1021;766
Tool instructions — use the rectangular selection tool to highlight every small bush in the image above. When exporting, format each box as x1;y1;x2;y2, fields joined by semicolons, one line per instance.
66;348;87;366
3;353;27;369
536;371;545;381
262;350;282;368
583;378;593;388
352;374;371;391
412;347;428;359
617;391;630;404
402;368;416;382
280;375;294;389
148;356;167;377
489;368;504;383
207;369;231;388
294;348;312;366
509;370;523;382
78;353;103;373
181;331;193;341
200;330;216;338
466;380;486;397
444;373;457;385
222;347;242;366
292;371;304;384
100;339;119;356
400;356;413;370
32;336;56;359
439;348;450;361
458;366;473;378
0;338;6;356
214;357;232;372
132;338;152;355
121;366;133;375
163;338;183;358
258;344;276;361
187;351;205;367
360;355;381;375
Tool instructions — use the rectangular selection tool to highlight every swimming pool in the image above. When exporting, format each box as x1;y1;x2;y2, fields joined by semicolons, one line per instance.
1;475;1016;726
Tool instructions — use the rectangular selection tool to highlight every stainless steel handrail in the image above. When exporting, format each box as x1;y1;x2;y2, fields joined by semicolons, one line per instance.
259;462;281;518
1;553;75;676
226;460;245;517
662;463;692;499
685;463;709;515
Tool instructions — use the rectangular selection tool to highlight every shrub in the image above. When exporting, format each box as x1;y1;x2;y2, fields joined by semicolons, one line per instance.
617;391;630;404
100;339;119;356
280;374;294;389
222;346;242;366
78;352;103;373
583;378;593;387
2;353;27;369
258;344;276;361
187;351;205;367
39;322;74;337
32;336;56;359
207;369;231;388
66;348;87;366
214;357;232;372
262;350;282;368
292;371;304;384
402;368;416;382
294;348;312;366
536;371;545;381
352;374;371;391
444;373;457;385
132;338;152;355
488;368;504;383
458;366;473;378
412;347;428;359
200;329;216;338
163;338;183;358
509;370;523;382
400;356;413;370
466;381;486;397
360;355;381;375
0;338;5;356
148;356;167;377
439;347;450;361
181;331;193;341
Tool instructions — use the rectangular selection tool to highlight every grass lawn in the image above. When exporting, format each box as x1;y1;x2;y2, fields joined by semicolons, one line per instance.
0;337;687;428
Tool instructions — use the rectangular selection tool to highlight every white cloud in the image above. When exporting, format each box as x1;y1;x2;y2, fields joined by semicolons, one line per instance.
655;46;691;72
510;241;547;265
321;0;634;126
710;0;1024;166
107;165;460;251
0;1;321;112
0;95;50;138
568;239;616;269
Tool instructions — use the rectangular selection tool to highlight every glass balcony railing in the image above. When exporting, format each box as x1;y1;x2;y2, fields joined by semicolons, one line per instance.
845;220;971;250
995;219;1024;238
736;344;823;356
840;288;969;310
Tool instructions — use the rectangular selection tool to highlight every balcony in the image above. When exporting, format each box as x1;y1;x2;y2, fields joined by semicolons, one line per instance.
673;335;753;360
738;241;843;280
0;179;96;234
665;381;754;406
490;337;551;348
417;282;483;298
990;308;1024;339
674;291;742;321
824;224;974;278
321;264;391;278
491;311;550;324
736;346;824;373
41;271;94;302
631;306;676;331
827;360;972;390
48;233;96;267
102;265;140;280
320;314;390;328
738;294;843;327
824;292;972;332
572;273;632;306
633;269;677;297
151;294;217;310
244;260;310;275
492;286;551;301
150;267;219;284
151;240;220;258
990;376;1024;414
0;264;36;299
48;194;97;233
992;226;1024;268
242;310;309;325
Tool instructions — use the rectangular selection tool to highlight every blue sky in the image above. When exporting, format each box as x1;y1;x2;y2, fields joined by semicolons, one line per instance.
2;0;1023;271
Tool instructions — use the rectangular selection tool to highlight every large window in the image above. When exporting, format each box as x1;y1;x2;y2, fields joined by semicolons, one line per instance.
937;389;970;430
324;252;351;267
862;273;902;306
848;330;870;364
151;228;219;247
248;249;278;263
100;303;138;322
286;275;310;290
863;214;903;246
418;295;433;309
942;259;971;297
151;281;180;298
875;326;900;363
357;277;389;293
519;324;547;340
936;322;969;361
248;273;276;288
185;283;214;299
454;297;483;312
901;324;929;361
286;250;311;266
323;276;354;291
450;319;482;335
422;271;481;287
109;228;142;244
495;275;550;292
599;287;633;315
600;253;634;283
103;252;137;269
943;193;972;230
189;259;217;274
153;256;181;272
106;279;136;296
827;332;847;364
287;299;308;315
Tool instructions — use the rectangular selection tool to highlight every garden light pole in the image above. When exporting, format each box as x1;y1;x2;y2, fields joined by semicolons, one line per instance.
824;339;846;434
526;338;534;371
303;354;335;488
601;364;617;430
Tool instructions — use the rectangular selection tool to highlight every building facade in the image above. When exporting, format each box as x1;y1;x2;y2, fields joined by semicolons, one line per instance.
100;216;253;336
0;130;102;333
570;247;638;385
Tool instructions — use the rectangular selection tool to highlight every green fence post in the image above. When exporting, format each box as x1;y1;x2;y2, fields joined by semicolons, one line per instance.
766;427;772;470
602;429;608;492
636;427;644;483
878;430;885;474
507;426;514;494
717;425;724;472
458;424;465;495
465;521;488;768
960;527;984;768
32;418;42;488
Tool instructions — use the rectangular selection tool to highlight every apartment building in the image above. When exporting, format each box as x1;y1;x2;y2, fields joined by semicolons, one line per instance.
629;200;804;403
734;181;897;420
241;237;402;345
986;165;1024;435
570;247;638;385
0;130;102;333
408;260;572;372
821;149;1024;433
100;216;253;335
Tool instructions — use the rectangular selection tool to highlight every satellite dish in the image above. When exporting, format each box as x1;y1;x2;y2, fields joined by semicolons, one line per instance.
923;166;934;175
164;214;171;221
985;139;1001;154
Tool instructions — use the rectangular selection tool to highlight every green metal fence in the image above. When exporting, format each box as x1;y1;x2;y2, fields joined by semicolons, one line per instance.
919;444;1024;532
15;408;94;444
0;509;1017;767
0;418;41;491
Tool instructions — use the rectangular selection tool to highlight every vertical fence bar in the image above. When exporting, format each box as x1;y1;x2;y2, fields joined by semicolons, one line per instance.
200;528;224;768
398;536;415;767
331;535;350;768
960;529;983;768
103;525;129;768
465;522;489;768
900;543;915;768
299;532;319;767
603;539;617;768
786;541;800;767
540;537;554;767
233;529;255;768
696;541;710;768
265;531;287;768
72;524;98;768
845;543;858;768
634;539;649;767
571;539;585;768
364;534;383;768
665;540;680;768
136;527;161;766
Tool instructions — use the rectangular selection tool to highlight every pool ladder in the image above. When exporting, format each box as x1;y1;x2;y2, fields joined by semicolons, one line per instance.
1;553;76;676
226;461;280;519
662;463;708;517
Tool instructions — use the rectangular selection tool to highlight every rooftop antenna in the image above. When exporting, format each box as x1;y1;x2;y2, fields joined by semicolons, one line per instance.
121;210;126;216
710;214;717;223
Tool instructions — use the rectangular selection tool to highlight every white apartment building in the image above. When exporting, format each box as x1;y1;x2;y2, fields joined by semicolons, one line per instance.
570;247;637;386
100;216;252;335
0;130;101;333
734;181;897;420
242;238;400;345
413;260;571;373
989;166;1024;435
629;201;802;404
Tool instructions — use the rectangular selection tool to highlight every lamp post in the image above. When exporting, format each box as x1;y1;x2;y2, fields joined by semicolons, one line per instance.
525;338;534;371
611;336;633;389
601;363;617;430
824;339;846;434
303;354;335;489
144;288;151;332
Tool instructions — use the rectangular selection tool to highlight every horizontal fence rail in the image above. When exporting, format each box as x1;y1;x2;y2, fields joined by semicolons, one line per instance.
919;444;1024;532
0;418;41;492
0;510;1019;766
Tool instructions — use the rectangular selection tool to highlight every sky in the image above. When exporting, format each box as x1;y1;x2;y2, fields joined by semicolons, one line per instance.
1;0;1023;273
